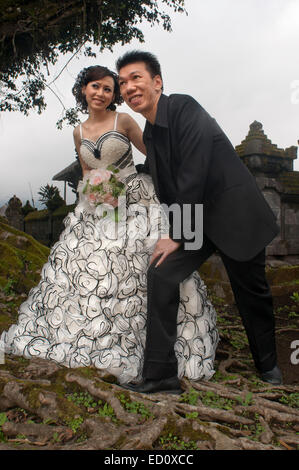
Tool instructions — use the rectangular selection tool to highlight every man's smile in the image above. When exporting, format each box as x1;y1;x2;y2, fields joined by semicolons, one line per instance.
129;94;142;105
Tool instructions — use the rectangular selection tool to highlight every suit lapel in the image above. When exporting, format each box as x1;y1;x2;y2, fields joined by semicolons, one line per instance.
154;94;171;165
143;94;172;200
143;122;160;199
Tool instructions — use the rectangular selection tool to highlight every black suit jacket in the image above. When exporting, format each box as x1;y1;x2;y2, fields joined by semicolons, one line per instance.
139;93;279;261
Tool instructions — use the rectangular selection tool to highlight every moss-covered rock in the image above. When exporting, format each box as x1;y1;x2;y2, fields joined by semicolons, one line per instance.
0;216;8;225
24;209;49;222
265;264;299;299
23;204;76;222
0;313;16;333
0;220;49;294
199;255;299;304
52;204;76;219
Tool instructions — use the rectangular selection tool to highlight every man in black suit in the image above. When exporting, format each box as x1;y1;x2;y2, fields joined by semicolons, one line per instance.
116;50;282;393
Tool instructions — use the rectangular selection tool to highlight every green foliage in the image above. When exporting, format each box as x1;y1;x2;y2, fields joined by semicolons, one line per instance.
276;303;299;319
52;431;61;443
21;200;36;217
0;413;7;427
180;388;253;411
290;292;299;304
38;184;65;211
0;220;50;299
0;0;186;124
67;390;117;422
97;402;117;422
240;413;265;442
179;388;199;406
185;411;199;419
1;278;17;296
236;392;253;407
199;390;235;410
65;416;84;434
66;388;117;422
159;432;198;450
117;393;153;420
67;390;99;409
279;392;299;408
0;412;8;442
211;370;238;383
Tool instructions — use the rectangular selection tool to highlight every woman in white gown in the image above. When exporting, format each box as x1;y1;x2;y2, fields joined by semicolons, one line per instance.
1;66;218;384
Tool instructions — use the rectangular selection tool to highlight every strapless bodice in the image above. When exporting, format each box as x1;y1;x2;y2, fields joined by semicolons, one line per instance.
80;130;137;181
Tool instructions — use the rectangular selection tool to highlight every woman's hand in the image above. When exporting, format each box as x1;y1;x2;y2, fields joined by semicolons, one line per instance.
150;236;181;267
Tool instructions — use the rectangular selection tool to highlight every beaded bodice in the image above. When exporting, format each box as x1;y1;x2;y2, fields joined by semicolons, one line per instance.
79;113;136;180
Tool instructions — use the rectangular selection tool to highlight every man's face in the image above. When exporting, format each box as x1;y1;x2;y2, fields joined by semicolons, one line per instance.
118;61;162;120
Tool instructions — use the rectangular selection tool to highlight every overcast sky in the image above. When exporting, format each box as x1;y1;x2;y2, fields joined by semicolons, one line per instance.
0;0;298;209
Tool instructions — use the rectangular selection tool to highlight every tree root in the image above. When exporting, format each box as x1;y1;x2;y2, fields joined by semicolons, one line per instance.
0;356;298;450
2;420;73;445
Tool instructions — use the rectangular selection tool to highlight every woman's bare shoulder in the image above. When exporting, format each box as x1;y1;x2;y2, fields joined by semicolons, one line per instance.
117;112;134;125
73;124;81;136
117;112;141;131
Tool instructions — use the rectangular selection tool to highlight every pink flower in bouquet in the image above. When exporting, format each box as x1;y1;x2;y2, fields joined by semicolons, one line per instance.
88;193;97;203
82;166;125;213
89;169;112;185
103;194;118;208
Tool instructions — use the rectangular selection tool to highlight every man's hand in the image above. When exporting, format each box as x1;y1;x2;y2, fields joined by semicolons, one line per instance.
150;236;181;268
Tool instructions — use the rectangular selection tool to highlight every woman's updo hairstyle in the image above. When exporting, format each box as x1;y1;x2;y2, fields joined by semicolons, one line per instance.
72;66;123;113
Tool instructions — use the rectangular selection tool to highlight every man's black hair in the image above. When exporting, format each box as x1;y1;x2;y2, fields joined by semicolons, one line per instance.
116;50;163;85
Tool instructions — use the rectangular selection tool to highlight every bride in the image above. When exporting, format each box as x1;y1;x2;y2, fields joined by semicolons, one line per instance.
0;65;218;384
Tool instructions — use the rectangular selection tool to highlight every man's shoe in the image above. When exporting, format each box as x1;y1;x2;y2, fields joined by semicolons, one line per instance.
260;365;283;385
120;376;183;395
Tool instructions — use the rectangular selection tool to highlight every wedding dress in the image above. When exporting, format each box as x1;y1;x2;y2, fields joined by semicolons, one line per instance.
1;114;219;383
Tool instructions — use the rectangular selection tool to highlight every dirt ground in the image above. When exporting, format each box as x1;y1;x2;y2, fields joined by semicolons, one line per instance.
271;297;298;385
214;296;299;386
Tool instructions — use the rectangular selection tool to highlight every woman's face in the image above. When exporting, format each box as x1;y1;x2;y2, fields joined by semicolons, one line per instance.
82;75;115;111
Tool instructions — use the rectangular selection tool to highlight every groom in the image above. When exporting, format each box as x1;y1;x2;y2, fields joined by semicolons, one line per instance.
116;50;282;393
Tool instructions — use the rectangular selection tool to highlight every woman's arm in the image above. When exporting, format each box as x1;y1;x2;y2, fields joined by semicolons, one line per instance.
73;126;91;176
118;113;147;156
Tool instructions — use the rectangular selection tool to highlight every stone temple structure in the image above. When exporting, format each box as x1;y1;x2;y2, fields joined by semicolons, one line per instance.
53;122;299;259
5;195;24;231
236;121;299;259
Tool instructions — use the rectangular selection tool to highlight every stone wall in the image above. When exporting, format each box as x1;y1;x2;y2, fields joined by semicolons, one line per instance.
236;121;299;259
252;175;299;257
24;215;53;246
199;253;299;305
5;195;23;231
23;204;75;247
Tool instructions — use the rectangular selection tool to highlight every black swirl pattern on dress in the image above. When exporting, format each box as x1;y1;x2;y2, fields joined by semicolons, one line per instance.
1;174;218;383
